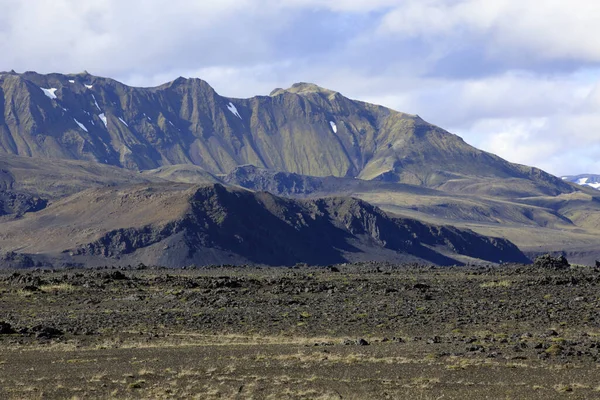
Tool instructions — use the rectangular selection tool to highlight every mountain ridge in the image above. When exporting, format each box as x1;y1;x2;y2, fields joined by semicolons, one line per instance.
0;182;529;268
0;71;572;196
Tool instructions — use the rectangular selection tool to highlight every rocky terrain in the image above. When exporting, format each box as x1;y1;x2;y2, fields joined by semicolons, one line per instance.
1;256;600;399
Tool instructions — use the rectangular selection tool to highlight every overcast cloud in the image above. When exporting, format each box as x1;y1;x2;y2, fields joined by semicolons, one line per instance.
1;0;599;175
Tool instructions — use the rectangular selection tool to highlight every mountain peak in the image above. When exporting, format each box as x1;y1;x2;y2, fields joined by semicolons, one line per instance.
168;76;214;90
270;82;338;97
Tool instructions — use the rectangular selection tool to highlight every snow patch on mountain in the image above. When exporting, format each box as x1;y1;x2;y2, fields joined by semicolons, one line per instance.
41;88;58;100
118;117;129;127
73;118;88;132
330;121;337;133
92;94;101;111
99;113;108;127
227;102;242;119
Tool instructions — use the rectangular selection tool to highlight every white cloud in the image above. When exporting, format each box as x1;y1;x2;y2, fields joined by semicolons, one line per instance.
463;118;560;171
0;0;283;76
451;102;600;176
279;0;401;12
380;0;600;63
475;115;600;176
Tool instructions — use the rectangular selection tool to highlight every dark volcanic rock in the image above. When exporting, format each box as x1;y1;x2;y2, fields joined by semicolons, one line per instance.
223;165;325;196
102;271;129;281
3;263;600;371
0;321;16;334
32;326;64;339
0;252;36;268
534;254;570;270
0;190;48;217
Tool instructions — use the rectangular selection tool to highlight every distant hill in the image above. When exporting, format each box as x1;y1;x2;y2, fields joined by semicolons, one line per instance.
142;164;220;185
0;183;529;268
0;153;162;217
0;153;159;199
562;174;600;190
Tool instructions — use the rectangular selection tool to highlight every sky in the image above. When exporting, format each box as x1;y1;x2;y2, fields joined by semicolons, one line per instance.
1;0;599;176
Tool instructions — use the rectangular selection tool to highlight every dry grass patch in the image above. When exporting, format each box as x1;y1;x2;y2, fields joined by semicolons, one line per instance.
40;283;76;293
406;377;441;389
480;280;512;288
554;384;574;393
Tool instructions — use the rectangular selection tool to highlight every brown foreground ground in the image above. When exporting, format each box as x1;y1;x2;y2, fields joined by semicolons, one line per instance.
2;261;600;399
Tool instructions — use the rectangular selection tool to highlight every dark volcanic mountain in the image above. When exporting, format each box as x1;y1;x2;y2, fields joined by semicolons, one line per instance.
0;71;571;196
0;183;528;268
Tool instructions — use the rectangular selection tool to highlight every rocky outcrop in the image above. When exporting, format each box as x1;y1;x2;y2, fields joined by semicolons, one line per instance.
74;223;181;258
223;165;325;196
0;252;37;268
0;190;47;217
533;254;570;270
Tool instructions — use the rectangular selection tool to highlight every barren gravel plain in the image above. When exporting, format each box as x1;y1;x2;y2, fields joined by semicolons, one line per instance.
2;259;600;399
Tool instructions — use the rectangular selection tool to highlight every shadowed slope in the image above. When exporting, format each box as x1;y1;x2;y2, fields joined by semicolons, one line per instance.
0;183;528;267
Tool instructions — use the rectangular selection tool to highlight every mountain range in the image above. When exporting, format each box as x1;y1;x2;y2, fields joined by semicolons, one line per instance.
1;71;599;267
562;175;600;190
0;71;570;194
